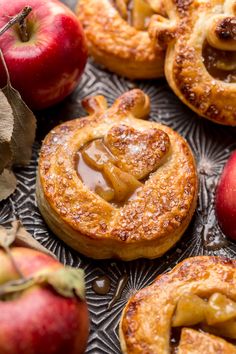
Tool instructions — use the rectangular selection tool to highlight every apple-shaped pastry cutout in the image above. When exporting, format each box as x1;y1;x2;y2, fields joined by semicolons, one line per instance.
0;0;87;109
215;151;236;240
0;247;89;354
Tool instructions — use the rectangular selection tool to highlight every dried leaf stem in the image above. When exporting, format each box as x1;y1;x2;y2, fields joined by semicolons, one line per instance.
0;49;10;83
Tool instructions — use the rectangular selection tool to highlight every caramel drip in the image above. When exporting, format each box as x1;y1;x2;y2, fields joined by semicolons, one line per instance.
77;150;115;202
92;276;111;295
107;273;129;309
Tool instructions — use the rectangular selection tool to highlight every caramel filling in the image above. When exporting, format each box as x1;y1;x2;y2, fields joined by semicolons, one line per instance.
76;123;170;205
114;0;155;30
76;139;142;205
203;42;236;82
170;292;236;351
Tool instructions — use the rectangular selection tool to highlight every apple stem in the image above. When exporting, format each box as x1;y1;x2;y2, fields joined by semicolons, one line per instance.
0;6;32;41
19;9;32;42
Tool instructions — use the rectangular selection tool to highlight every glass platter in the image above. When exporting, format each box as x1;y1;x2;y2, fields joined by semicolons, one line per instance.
1;0;236;352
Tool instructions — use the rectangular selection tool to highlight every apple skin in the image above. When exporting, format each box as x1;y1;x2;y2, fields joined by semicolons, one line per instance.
215;151;236;240
0;0;87;110
0;247;89;354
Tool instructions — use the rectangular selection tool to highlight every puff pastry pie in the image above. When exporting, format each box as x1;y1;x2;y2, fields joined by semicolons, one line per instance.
76;0;165;79
120;256;236;353
36;89;197;260
149;0;236;125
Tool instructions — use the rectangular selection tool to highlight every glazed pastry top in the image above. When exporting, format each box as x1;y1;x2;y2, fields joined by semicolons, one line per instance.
38;90;197;245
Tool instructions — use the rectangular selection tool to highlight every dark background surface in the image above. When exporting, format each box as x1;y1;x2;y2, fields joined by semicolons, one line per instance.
1;0;236;352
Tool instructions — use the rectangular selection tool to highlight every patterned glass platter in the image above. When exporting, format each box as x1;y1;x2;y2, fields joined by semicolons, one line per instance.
0;0;236;352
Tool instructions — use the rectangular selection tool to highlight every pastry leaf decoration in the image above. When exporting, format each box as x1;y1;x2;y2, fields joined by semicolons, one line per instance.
0;7;36;201
0;267;85;301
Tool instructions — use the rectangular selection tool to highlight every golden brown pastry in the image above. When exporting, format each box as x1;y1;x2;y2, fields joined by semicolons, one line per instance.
120;256;236;353
76;0;165;79
36;89;197;260
149;0;236;125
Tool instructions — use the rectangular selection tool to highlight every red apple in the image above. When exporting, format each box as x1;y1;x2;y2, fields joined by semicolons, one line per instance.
215;151;236;240
0;0;87;109
0;247;89;354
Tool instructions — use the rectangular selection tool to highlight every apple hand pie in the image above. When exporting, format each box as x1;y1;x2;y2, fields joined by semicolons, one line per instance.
76;0;165;79
148;0;236;125
36;89;197;260
120;256;236;353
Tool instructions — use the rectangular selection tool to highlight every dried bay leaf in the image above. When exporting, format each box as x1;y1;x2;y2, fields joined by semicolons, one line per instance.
0;221;57;280
0;277;35;297
0;267;85;301
0;169;17;200
0;221;56;259
0;220;84;302
0;49;36;201
0;224;16;248
11;220;56;259
0;90;14;173
0;217;24;278
3;83;36;166
0;225;9;248
45;267;85;300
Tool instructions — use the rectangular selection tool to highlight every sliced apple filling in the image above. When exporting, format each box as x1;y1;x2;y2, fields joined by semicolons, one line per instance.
77;139;142;203
132;0;155;30
114;0;155;30
203;43;236;83
115;0;129;20
103;162;142;202
172;294;207;327
172;292;236;339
